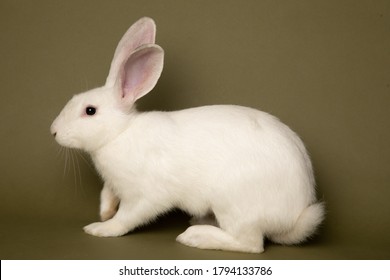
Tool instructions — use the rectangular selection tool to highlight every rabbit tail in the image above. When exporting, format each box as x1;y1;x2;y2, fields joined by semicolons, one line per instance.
270;202;325;245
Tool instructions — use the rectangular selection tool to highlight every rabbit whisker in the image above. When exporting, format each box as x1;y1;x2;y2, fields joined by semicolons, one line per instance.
76;150;94;171
73;149;85;196
63;147;69;179
70;149;79;196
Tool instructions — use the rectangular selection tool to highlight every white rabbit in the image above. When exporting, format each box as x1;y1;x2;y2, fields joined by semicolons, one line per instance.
50;17;324;253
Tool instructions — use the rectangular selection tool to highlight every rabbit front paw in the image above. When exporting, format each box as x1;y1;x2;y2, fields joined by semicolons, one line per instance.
83;220;127;237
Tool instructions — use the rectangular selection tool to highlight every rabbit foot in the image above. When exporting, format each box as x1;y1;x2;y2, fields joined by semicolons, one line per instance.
176;225;264;253
177;226;210;249
83;220;127;237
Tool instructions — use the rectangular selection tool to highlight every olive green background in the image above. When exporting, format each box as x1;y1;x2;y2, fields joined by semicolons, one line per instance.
1;0;389;259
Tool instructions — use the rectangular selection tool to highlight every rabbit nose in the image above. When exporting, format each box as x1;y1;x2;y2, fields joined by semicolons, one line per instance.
50;122;57;137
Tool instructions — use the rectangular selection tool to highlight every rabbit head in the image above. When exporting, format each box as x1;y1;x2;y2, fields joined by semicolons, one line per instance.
50;17;164;152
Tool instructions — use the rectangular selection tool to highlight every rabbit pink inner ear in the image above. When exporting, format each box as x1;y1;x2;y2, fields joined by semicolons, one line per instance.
120;45;164;103
106;17;156;87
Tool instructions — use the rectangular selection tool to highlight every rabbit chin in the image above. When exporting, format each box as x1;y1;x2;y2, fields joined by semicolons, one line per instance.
56;134;109;152
54;134;82;150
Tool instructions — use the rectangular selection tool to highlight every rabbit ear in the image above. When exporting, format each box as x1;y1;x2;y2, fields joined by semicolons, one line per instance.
105;17;156;87
118;44;164;105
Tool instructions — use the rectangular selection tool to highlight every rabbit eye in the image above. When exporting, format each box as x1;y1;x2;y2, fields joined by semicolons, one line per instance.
85;106;96;116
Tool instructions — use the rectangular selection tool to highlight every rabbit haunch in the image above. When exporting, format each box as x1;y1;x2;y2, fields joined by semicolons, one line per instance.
51;17;324;253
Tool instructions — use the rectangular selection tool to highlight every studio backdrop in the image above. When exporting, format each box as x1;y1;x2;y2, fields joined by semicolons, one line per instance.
0;0;389;259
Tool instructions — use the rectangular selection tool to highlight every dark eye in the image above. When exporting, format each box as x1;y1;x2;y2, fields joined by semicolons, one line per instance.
86;106;96;116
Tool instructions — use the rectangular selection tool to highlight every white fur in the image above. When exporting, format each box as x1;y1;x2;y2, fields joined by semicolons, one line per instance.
51;17;324;253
